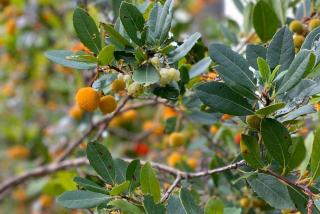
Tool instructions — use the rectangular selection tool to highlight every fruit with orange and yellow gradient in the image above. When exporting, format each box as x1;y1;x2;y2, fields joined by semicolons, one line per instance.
99;95;117;114
289;20;304;35
187;158;198;169
309;18;320;31
167;152;182;167
7;145;30;159
111;79;126;93
76;87;100;112
69;105;83;120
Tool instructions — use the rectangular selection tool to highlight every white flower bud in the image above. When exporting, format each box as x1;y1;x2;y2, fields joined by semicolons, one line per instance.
128;82;143;97
123;74;131;82
117;73;124;80
150;56;160;69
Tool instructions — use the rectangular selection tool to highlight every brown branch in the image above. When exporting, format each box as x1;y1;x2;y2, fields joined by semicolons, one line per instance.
0;158;245;201
160;174;182;203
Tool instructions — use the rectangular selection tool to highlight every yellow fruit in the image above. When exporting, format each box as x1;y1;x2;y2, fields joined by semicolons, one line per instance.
210;125;218;134
7;145;30;159
252;198;266;208
142;121;164;135
99;95;117;114
239;197;251;208
75;87;100;112
293;35;305;48
289;20;304;34
111;79;126;93
167;152;182;166
39;194;53;207
69;105;83;120
187;158;198;169
121;110;137;121
245;115;261;131
163;107;178;119
169;132;186;147
309;18;320;30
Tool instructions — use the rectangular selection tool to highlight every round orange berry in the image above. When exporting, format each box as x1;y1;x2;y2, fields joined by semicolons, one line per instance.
75;87;100;112
99;95;117;114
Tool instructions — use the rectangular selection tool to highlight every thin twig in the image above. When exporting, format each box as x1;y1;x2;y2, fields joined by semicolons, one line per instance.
160;174;182;203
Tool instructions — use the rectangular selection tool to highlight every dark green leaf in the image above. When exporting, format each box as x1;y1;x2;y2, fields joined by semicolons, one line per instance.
45;50;96;70
311;129;320;181
253;1;279;41
189;57;212;79
57;190;110;209
261;118;292;170
278;50;315;94
267;27;294;71
196;82;254;116
179;188;201;214
240;135;263;169
73;7;101;54
247;173;295;209
302;26;320;50
246;44;267;70
114;158;128;184
143;195;166;214
153;85;179;100
287;137;306;172
140;162;161;203
119;2;145;46
86;142;115;184
257;57;270;83
166;196;185;214
126;159;141;192
101;23;131;48
209;43;256;99
73;177;107;194
132;64;159;84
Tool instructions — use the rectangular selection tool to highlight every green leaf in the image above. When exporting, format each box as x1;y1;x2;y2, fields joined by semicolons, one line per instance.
224;207;242;214
168;32;201;64
45;50;96;70
147;0;174;44
240;135;263;169
247;173;295;209
73;177;107;194
167;196;185;214
288;185;320;214
57;190;110;209
189;57;212;79
140;162;161;203
108;199;143;214
97;45;115;66
253;1;279;41
204;198;224;214
66;52;97;63
119;2;145;46
109;181;130;196
86;142;115;184
257;57;270;83
243;2;254;35
301;26;320;50
101;23;131;48
196;82;254;116
269;0;288;26
114;158;128;184
311;129;320;181
143;195;166;214
73;7;101;54
179;188;201;214
266;26;295;71
126;159;141;192
287;137;306;172
298;133;314;175
261;118;292;171
246;44;267;70
209;43;256;99
255;102;285;116
278;50;315;94
153;85;179;100
132;64;159;84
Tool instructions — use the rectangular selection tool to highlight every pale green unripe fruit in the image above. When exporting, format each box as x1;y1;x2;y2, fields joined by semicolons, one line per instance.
246;115;261;131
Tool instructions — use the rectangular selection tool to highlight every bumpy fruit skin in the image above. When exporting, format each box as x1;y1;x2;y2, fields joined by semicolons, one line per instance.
289;20;304;34
169;132;186;147
76;87;100;112
293;35;305;48
121;110;137;121
128;82;143;97
69;105;83;120
239;197;251;208
246;115;261;130
111;79;126;93
167;152;182;166
309;18;320;30
99;95;117;114
187;158;198;169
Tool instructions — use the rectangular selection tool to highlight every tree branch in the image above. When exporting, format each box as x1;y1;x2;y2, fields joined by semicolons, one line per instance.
0;158;245;201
